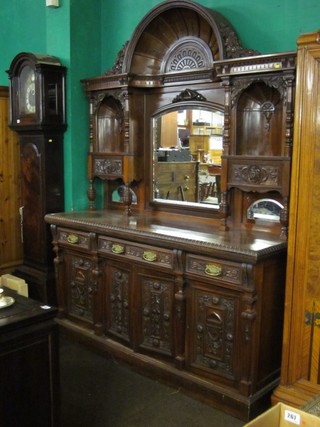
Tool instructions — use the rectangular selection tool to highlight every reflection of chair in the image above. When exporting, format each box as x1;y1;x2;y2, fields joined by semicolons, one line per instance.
200;182;216;201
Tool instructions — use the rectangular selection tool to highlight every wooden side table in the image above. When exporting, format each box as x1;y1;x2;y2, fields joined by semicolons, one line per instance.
0;287;59;427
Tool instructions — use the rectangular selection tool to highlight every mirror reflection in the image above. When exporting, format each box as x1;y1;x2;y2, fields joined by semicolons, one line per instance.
153;108;224;206
247;198;283;222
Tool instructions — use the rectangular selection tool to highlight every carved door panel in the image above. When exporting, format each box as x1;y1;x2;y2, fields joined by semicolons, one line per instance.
134;267;175;359
187;282;241;384
64;252;96;328
104;259;132;346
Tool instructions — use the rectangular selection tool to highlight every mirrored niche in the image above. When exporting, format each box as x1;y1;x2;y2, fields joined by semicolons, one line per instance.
152;107;224;208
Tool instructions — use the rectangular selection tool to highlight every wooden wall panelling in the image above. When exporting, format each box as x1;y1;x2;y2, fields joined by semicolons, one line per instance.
272;30;320;407
0;86;22;274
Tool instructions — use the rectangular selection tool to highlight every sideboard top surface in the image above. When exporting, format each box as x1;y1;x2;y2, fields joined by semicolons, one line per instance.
45;210;286;263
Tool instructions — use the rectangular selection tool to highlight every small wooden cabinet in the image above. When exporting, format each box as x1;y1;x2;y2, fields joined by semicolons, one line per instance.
46;210;286;421
0;288;59;427
215;52;296;238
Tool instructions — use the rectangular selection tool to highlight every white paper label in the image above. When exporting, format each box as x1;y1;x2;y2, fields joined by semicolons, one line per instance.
284;410;301;425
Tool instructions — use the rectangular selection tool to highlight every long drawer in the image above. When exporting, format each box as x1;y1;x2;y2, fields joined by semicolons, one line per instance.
186;253;246;286
98;236;174;270
56;227;93;251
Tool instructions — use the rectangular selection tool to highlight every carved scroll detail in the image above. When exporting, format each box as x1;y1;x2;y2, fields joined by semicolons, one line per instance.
94;158;123;176
105;41;129;75
231;77;287;106
233;165;279;186
218;22;260;59
173;88;207;103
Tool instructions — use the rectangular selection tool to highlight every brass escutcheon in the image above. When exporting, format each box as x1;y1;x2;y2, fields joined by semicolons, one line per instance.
143;251;157;262
67;234;79;244
205;264;222;277
111;244;125;254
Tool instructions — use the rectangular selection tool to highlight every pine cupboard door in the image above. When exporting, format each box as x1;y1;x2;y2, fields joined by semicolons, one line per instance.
0;86;22;273
272;30;320;406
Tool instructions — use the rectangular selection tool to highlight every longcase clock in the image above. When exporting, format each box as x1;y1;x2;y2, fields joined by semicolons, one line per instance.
7;52;67;304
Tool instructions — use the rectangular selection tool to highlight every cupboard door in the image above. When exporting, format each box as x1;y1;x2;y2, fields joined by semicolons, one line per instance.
104;260;132;346
187;281;241;384
134;267;175;358
64;252;96;328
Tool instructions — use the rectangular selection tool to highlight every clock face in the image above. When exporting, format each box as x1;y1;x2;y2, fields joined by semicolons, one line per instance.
19;65;36;115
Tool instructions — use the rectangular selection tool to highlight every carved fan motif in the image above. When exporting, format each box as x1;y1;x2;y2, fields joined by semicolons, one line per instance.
162;38;213;72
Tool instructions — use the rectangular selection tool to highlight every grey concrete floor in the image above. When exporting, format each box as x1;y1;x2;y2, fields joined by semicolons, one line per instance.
59;336;245;427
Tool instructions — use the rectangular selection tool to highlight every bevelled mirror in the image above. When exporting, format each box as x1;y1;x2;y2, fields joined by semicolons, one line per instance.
152;103;224;209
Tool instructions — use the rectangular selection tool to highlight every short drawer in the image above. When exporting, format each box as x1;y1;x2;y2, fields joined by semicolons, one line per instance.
98;237;174;270
186;254;245;286
56;227;92;250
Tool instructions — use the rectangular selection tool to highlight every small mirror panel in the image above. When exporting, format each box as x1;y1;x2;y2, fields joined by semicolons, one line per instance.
247;198;283;222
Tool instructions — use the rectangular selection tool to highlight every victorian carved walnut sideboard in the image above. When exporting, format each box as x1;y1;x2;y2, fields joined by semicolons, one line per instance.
45;0;296;421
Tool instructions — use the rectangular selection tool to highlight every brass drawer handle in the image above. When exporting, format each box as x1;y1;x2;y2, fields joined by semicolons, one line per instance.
67;234;79;244
205;264;222;277
111;244;125;254
143;251;157;262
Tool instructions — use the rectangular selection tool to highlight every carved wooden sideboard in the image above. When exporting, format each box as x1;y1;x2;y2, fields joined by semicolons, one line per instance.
46;210;286;421
47;0;298;421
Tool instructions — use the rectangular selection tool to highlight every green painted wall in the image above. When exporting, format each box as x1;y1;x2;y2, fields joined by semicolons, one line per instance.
0;0;101;211
0;0;46;82
1;0;320;211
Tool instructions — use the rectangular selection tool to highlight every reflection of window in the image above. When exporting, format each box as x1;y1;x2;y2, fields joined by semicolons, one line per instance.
247;198;283;222
112;185;137;204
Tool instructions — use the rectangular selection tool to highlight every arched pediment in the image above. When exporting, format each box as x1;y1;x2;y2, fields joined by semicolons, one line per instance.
106;0;258;76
